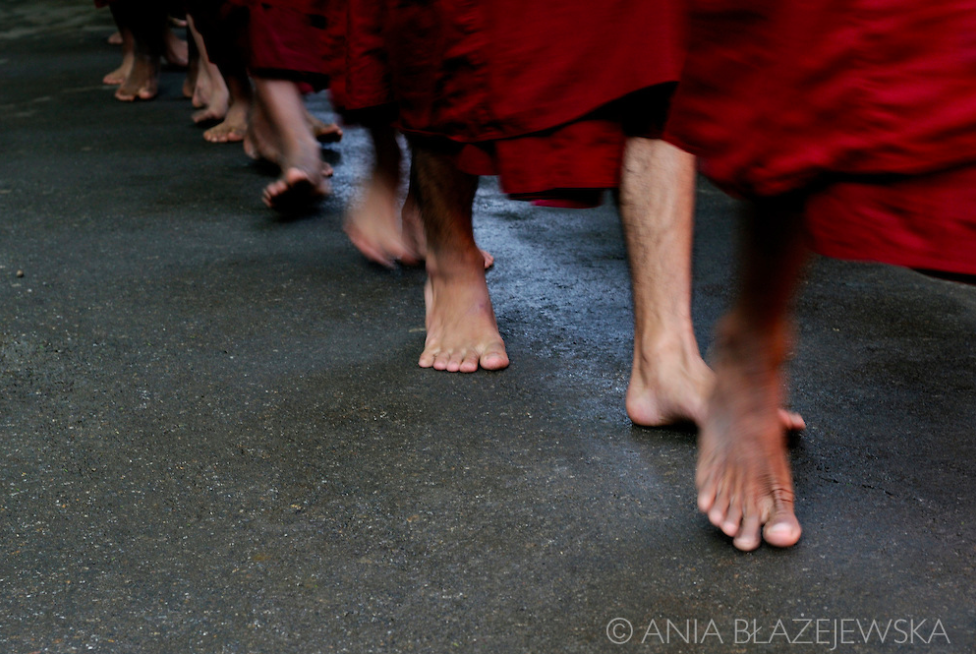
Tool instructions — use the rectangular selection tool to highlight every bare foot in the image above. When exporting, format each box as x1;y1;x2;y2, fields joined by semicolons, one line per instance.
191;62;213;108
103;53;134;86
627;349;805;431
626;335;713;427
345;171;420;267
696;316;802;551
191;74;229;124
246;79;330;211
420;260;509;372
246;131;332;181
263;167;329;209
163;26;188;68
192;104;226;124
344;124;423;268
244;99;280;162
204;102;248;143
306;112;343;143
104;27;134;85
115;54;159;101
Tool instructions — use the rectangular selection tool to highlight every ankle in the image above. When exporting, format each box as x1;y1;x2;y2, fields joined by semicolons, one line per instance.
634;326;701;368
713;313;792;375
426;247;484;279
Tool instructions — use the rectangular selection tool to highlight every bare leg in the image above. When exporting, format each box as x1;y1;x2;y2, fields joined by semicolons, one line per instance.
182;19;200;99
344;124;420;267
401;162;494;269
243;92;278;163
186;15;229;124
189;18;252;143
203;72;251;143
413;142;508;372
620;138;805;431
190;58;213;108
697;195;808;551
116;50;160;102
163;24;189;68
111;1;164;102
401;170;425;259
103;24;134;86
251;76;328;208
620;138;712;426
245;88;328;177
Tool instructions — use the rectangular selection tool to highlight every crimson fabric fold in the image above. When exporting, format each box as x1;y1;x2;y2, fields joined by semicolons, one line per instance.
667;0;976;275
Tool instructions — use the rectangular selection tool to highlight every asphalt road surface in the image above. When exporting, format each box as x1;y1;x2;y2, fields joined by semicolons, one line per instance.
1;3;974;652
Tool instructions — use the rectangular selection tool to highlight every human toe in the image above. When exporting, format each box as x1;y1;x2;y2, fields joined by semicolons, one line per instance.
721;499;743;538
431;350;452;371
732;513;763;551
480;348;509;371
763;511;802;548
457;351;480;373
780;409;806;431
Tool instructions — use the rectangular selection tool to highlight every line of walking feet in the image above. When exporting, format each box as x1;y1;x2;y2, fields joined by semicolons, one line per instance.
91;0;975;555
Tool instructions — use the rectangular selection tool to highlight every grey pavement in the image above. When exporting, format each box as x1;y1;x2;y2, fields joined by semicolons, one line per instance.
1;2;974;652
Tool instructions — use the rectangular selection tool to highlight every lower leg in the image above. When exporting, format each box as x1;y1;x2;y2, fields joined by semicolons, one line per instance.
163;22;189;68
103;21;135;86
400;158;494;270
619;137;711;426
182;18;200;98
620;138;804;431
250;76;327;207
413;142;508;372
697;194;809;551
401;163;424;259
187;15;229;123
243;86;276;162
111;1;164;102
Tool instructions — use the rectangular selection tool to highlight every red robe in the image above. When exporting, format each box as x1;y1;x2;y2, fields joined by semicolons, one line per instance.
185;0;240;70
224;0;346;82
380;0;685;204
666;0;976;275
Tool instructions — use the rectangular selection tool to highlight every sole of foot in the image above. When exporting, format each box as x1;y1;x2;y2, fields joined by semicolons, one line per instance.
262;169;328;211
308;116;343;144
